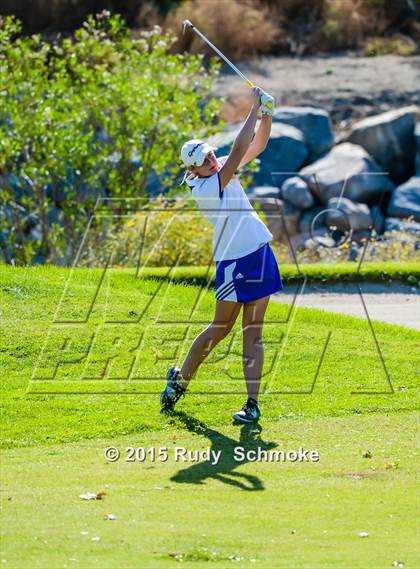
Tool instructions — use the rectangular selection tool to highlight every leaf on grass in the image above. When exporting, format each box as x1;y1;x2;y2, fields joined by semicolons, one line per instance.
363;450;373;458
79;490;107;500
79;493;97;500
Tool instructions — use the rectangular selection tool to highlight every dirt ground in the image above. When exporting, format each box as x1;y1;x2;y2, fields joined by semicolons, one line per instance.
274;282;419;330
215;53;420;127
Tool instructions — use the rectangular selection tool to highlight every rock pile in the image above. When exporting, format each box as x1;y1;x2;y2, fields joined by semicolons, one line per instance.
211;105;420;252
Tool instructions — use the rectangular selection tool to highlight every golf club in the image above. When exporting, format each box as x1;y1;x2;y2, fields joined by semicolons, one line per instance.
182;19;254;88
182;20;273;111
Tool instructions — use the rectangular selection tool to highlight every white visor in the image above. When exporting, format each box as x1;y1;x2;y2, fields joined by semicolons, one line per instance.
181;139;217;167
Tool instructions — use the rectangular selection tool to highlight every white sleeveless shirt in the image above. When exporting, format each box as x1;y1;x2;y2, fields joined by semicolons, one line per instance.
186;157;273;261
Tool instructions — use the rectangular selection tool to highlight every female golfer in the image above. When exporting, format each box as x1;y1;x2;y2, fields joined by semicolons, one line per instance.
160;86;282;422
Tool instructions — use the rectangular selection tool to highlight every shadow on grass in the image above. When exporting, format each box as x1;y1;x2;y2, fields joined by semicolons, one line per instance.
170;411;277;491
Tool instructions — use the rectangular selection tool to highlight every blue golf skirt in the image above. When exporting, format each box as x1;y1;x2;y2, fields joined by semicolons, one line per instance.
215;243;283;303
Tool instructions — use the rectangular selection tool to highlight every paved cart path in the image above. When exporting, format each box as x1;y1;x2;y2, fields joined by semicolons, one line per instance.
273;282;419;330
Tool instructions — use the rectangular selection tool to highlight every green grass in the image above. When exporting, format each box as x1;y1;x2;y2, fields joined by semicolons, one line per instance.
1;264;418;447
138;261;420;287
1;265;419;568
2;412;418;569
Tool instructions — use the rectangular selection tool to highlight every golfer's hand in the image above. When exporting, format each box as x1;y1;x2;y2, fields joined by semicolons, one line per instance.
250;86;263;108
261;91;275;116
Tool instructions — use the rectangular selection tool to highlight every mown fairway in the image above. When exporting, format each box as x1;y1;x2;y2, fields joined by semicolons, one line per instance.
1;266;419;568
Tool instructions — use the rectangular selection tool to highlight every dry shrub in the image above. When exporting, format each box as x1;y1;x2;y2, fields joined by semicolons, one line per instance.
165;0;279;60
364;34;418;56
1;0;60;32
0;0;168;34
318;0;418;52
261;0;325;55
1;0;99;33
412;20;420;45
318;0;373;50
134;1;161;29
362;0;418;36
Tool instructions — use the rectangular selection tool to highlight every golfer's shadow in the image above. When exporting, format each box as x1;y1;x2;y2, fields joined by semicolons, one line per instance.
170;411;277;491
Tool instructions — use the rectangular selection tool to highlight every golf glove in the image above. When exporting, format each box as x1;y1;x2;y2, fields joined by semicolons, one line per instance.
261;91;275;116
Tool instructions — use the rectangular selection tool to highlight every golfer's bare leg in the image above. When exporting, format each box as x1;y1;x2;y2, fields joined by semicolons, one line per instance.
242;296;270;401
180;300;241;385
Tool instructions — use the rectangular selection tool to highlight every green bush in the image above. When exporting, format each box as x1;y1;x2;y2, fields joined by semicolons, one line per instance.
0;13;223;265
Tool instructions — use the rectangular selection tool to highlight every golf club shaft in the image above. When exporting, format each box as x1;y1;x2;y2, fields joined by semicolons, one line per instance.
189;25;254;88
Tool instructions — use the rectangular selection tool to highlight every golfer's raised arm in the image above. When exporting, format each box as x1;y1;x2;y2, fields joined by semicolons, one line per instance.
239;113;272;168
255;113;272;147
219;87;262;189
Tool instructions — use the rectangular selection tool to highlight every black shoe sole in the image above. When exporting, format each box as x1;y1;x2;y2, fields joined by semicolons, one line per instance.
232;414;260;423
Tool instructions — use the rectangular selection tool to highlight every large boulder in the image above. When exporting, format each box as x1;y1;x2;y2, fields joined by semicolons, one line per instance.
250;197;300;243
281;176;315;210
386;176;420;221
346;105;419;183
210;122;308;187
256;123;309;187
327;197;373;232
273;106;334;162
289;229;335;252
299;206;325;233
300;143;394;205
350;229;372;243
370;205;385;234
